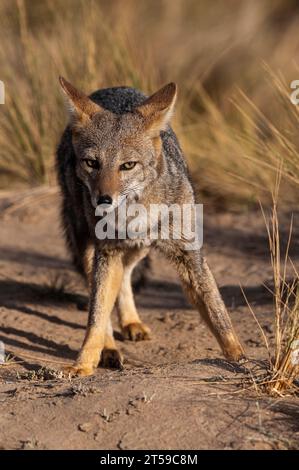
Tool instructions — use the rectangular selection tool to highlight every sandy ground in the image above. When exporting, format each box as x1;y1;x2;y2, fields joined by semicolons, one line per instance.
0;190;298;450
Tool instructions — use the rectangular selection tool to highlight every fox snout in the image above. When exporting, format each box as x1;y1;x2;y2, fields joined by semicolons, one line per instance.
90;173;120;209
91;191;115;210
97;194;113;206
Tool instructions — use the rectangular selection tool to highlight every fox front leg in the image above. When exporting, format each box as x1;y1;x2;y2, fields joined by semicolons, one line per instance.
65;250;123;377
159;243;245;362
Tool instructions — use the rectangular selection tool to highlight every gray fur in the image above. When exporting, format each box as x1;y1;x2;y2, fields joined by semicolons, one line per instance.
57;83;245;376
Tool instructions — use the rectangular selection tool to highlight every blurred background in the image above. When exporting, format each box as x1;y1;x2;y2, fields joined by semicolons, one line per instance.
1;0;299;209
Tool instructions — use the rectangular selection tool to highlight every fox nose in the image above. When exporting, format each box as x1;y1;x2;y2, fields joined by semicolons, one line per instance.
97;194;113;206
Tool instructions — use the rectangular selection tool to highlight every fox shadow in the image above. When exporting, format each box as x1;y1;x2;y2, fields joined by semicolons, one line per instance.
0;271;87;367
137;278;274;310
0;274;276;368
0;239;291;368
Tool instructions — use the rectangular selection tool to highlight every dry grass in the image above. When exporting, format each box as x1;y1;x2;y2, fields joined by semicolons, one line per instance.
0;1;298;397
262;188;299;395
0;0;299;207
241;174;299;395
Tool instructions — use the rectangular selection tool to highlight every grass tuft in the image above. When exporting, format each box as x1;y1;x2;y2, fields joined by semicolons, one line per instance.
0;0;299;207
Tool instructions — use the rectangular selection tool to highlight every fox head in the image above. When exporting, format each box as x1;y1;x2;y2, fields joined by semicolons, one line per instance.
59;77;177;209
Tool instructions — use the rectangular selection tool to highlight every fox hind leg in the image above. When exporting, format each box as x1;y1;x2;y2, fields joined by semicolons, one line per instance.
101;318;124;369
117;248;151;341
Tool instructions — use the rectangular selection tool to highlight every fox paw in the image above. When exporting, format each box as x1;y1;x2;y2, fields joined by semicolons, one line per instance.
101;349;124;370
122;322;151;341
63;363;95;377
223;346;246;363
235;354;248;364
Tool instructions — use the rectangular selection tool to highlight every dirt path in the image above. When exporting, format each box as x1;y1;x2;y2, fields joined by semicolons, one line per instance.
0;191;298;450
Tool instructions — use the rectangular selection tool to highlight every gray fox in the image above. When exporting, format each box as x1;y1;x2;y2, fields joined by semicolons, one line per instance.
56;77;245;376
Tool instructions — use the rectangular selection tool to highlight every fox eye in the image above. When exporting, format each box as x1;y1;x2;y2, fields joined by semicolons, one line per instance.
84;159;100;170
119;161;137;171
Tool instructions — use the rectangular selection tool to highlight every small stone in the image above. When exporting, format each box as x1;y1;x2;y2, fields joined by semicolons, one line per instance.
78;422;93;433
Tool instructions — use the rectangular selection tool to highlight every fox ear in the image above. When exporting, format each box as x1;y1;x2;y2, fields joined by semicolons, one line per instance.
136;83;177;136
59;76;102;128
